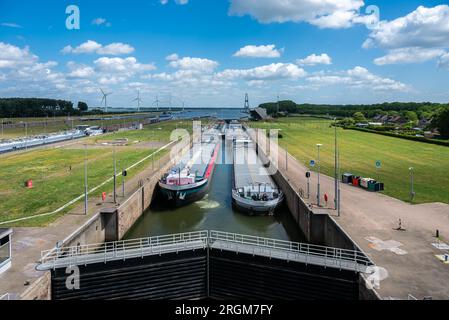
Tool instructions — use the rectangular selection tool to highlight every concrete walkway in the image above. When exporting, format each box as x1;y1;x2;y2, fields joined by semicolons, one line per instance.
0;148;170;299
255;128;449;300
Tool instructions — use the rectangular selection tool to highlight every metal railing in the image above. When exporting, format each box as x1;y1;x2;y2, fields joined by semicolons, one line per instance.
39;231;209;270
38;230;373;273
0;293;10;300
209;230;373;271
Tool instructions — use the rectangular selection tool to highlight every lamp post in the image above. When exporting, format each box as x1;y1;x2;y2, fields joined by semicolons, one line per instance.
84;145;88;215
409;167;415;203
316;144;323;206
334;118;341;216
113;146;117;204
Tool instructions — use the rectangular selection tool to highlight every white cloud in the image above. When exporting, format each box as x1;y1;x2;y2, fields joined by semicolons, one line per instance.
229;0;367;29
62;40;134;55
233;45;283;58
92;18;111;27
217;63;307;81
0;42;38;68
365;5;449;67
439;53;449;69
297;53;332;66
166;53;179;61
161;0;189;5
94;57;156;73
66;62;95;79
374;48;446;65
307;66;409;91
169;56;219;73
364;5;449;50
1;22;23;28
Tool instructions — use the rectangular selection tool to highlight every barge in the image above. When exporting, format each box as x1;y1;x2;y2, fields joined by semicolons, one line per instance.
158;130;220;208
229;125;284;215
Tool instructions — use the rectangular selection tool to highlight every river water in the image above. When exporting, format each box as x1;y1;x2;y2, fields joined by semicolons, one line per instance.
125;137;305;242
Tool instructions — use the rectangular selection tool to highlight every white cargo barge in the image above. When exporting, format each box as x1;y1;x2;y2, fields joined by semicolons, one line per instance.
0;130;88;154
229;125;284;215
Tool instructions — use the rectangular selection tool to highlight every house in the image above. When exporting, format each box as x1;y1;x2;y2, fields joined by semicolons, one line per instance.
418;118;432;128
386;116;404;125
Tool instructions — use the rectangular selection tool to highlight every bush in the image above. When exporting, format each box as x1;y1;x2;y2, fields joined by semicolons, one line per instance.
344;126;449;147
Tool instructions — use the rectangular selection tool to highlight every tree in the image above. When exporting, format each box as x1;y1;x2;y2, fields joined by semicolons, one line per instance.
78;101;88;112
432;106;449;138
404;111;418;125
353;112;366;122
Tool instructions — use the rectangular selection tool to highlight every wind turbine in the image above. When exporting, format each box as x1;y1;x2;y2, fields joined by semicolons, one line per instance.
100;88;112;113
153;95;161;111
133;90;143;112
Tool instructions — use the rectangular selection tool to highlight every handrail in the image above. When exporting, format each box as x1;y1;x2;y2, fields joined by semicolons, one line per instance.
209;230;373;267
0;293;10;300
38;230;373;271
40;230;209;269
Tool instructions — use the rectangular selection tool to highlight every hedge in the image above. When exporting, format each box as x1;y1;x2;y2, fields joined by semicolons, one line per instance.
343;126;449;147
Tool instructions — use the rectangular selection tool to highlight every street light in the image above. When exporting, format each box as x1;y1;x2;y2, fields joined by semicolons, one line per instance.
113;146;117;204
316;143;323;206
409;167;415;203
334;118;341;216
84;145;88;215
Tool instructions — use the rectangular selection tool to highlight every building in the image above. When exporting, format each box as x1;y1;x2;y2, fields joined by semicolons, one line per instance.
250;107;270;121
0;228;12;275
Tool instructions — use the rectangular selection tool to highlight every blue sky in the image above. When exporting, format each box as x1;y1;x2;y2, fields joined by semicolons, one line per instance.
0;0;449;108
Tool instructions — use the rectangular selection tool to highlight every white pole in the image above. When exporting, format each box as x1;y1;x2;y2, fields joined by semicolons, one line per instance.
84;145;88;215
317;144;322;206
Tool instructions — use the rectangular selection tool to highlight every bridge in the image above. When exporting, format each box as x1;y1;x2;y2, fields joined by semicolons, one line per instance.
37;231;374;300
38;230;373;272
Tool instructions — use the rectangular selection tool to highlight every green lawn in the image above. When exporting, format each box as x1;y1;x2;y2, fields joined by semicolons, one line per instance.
251;117;449;205
0;120;190;226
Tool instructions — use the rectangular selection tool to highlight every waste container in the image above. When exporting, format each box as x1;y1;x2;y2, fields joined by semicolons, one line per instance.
352;177;360;187
375;183;385;192
342;173;354;184
360;178;372;189
368;180;377;192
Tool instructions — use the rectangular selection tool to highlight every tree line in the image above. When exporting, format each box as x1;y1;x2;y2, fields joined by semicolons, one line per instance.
259;101;445;118
0;98;91;118
259;100;449;138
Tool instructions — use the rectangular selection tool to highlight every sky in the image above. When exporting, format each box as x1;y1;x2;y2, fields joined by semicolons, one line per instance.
0;0;449;108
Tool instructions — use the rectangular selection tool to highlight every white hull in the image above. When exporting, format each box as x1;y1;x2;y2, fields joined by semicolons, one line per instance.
232;190;284;215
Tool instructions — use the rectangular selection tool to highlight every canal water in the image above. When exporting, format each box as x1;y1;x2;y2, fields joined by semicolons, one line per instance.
125;127;305;242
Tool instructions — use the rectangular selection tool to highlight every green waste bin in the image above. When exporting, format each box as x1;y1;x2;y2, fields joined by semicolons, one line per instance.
368;180;377;192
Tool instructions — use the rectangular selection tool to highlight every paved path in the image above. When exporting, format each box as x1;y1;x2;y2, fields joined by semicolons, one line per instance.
0;148;170;299
252;128;449;300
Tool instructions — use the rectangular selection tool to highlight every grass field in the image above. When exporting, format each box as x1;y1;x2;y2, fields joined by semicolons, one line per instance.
251;117;449;205
0;120;192;226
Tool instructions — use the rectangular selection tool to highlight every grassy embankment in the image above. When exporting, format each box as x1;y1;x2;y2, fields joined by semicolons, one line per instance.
0;120;193;226
251;117;449;205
